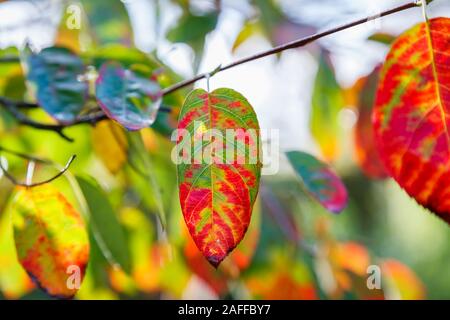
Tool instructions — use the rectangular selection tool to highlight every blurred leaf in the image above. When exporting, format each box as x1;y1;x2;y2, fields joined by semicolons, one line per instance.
167;12;218;70
76;175;131;274
80;0;132;45
245;250;317;300
92;121;128;174
286;151;348;213
127;131;166;227
0;209;34;299
95;62;162;130
26;47;88;123
11;185;90;298
91;45;159;69
354;66;388;179
232;21;263;53
55;2;93;53
381;259;426;300
373;18;450;224
118;208;160;293
310;52;345;160
368;33;396;46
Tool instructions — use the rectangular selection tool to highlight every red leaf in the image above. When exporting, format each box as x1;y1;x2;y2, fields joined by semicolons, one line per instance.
176;88;261;267
373;17;450;223
354;66;389;179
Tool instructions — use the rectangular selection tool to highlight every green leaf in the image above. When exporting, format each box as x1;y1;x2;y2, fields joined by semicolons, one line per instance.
310;51;345;161
76;175;131;274
127;131;167;227
95;61;162;130
286;151;348;213
26;47;88;123
80;0;132;45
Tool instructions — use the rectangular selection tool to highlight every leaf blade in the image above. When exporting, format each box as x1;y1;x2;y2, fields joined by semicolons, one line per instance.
373;17;450;223
286;151;348;213
177;88;262;267
11;185;90;298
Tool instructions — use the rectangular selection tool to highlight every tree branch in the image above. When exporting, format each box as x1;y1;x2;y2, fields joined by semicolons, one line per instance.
161;1;419;95
0;1;420;138
0;146;76;187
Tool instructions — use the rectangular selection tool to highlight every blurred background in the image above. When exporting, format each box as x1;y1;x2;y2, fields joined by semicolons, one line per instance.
0;0;449;299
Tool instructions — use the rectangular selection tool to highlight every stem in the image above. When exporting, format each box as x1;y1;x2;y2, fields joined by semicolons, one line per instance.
0;149;76;188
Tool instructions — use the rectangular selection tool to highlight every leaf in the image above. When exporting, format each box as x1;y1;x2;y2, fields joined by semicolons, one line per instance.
354;66;389;179
0;210;34;299
91;45;160;69
26;47;88;123
176;88;262;267
76;176;131;274
310;51;345;160
11;185;90;298
92;121;128;174
286;151;348;213
232;21;263;53
55;3;93;53
368;33;396;46
381;259;425;300
245;250;317;300
167;12;218;69
373;17;450;223
127;131;167;227
95;62;162;131
80;0;132;45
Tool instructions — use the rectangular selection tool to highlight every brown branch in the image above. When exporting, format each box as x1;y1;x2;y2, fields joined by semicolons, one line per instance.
161;1;419;95
0;1;420;138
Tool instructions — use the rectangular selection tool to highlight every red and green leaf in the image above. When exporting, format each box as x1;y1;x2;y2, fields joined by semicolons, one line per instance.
286;151;348;213
11;185;90;298
176;88;262;267
373;17;450;223
354;66;389;179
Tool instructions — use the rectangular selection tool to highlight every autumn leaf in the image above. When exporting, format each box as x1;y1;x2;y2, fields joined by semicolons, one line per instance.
310;51;345;161
92;121;128;174
11;185;90;298
381;259;426;300
0;210;34;299
26;47;88;123
373;17;450;223
176;88;262;267
354;66;388;179
95;62;162;130
286;151;348;213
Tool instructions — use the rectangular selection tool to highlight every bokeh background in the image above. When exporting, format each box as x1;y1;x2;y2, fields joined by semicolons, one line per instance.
0;0;449;299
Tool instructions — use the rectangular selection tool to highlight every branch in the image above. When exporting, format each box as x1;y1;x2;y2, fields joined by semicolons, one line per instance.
0;1;419;138
161;1;419;95
0;146;76;187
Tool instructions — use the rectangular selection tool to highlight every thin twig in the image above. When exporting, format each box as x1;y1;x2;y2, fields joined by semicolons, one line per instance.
0;152;76;188
0;1;419;137
161;1;419;95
